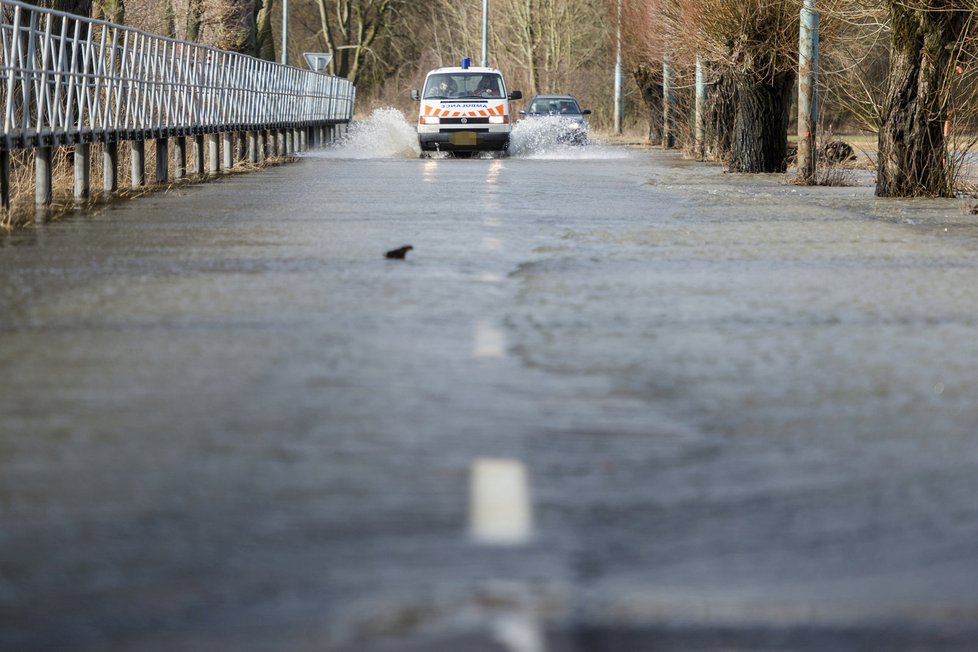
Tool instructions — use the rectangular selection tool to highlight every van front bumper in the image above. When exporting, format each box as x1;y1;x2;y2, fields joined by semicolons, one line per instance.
418;128;510;152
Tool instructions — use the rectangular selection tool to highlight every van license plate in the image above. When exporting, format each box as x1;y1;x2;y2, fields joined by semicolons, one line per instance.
449;131;477;146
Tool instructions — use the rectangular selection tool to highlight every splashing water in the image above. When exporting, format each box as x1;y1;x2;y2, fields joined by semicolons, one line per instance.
508;117;627;160
314;106;628;161
323;107;422;159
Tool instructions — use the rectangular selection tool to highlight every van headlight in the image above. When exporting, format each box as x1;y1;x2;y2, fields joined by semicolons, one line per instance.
489;115;508;124
420;116;440;125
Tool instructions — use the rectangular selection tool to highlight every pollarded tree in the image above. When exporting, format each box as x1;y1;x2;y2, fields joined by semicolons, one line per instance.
680;0;801;173
876;0;975;197
620;0;666;145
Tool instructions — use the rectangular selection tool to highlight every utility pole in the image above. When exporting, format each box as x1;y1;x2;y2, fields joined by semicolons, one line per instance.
613;0;623;134
662;52;674;149
695;55;706;159
481;0;489;67
281;0;289;65
797;0;819;183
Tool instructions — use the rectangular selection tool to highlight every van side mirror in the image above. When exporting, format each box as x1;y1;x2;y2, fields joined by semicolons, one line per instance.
582;109;592;115
410;89;420;101
509;90;523;100
518;110;526;116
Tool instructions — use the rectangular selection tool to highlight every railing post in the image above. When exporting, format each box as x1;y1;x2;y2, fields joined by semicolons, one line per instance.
131;140;145;188
222;132;233;169
207;133;220;174
155;138;168;184
248;131;258;163
74;143;91;200
1;149;10;209
237;132;247;164
277;130;286;157
174;137;187;179
104;141;119;193
36;146;53;206
192;135;205;176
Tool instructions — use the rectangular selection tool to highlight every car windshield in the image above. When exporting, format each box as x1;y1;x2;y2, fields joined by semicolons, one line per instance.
529;98;582;115
423;73;504;99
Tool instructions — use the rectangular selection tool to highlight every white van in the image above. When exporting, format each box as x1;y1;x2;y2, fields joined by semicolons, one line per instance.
411;58;522;155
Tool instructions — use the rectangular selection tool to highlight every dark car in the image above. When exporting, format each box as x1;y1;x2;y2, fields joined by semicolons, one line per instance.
519;95;591;145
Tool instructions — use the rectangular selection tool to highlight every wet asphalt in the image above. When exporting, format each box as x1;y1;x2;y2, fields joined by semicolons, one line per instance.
3;125;978;651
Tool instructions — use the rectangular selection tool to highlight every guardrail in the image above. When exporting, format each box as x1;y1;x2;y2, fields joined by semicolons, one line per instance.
0;0;355;208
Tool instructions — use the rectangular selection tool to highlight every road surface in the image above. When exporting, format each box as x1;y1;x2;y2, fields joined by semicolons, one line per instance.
2;113;978;651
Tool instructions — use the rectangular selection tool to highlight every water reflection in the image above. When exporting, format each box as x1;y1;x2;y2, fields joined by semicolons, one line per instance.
423;158;439;183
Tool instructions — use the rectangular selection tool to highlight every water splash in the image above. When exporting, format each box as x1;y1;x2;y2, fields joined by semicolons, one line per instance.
313;106;628;161
322;107;422;159
508;117;627;160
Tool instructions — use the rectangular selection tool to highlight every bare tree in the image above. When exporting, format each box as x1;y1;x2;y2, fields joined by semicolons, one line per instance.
312;0;397;82
255;0;276;60
92;0;123;23
876;1;975;197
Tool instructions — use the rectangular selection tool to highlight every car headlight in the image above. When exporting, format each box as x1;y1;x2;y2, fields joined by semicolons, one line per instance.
420;115;440;125
568;122;581;130
489;115;508;124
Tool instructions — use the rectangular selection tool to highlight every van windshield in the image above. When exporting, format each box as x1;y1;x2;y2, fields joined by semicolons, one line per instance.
424;73;504;99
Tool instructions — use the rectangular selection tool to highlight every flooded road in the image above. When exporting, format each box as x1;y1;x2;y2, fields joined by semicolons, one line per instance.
3;111;978;651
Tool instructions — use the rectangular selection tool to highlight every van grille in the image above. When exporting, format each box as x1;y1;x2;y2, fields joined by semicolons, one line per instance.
439;117;490;125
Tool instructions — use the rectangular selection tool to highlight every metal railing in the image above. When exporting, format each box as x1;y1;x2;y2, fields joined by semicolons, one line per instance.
0;0;355;211
0;0;354;148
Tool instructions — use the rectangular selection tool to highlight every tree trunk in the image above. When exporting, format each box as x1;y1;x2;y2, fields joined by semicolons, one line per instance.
159;0;176;38
632;64;663;146
186;0;204;42
92;0;123;23
215;0;256;54
729;71;794;173
254;0;276;61
876;2;968;197
707;72;736;162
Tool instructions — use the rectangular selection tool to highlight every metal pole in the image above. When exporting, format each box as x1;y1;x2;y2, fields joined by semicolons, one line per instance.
695;56;706;159
104;141;118;193
131;140;145;188
222;132;233;169
174;136;187;179
207;133;220;173
797;0;818;183
156;138;169;184
74;143;91;200
481;0;489;67
35;146;52;205
613;0;623;135
281;0;289;66
0;149;10;209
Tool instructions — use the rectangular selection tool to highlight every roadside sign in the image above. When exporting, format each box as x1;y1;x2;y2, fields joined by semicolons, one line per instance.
303;52;333;73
